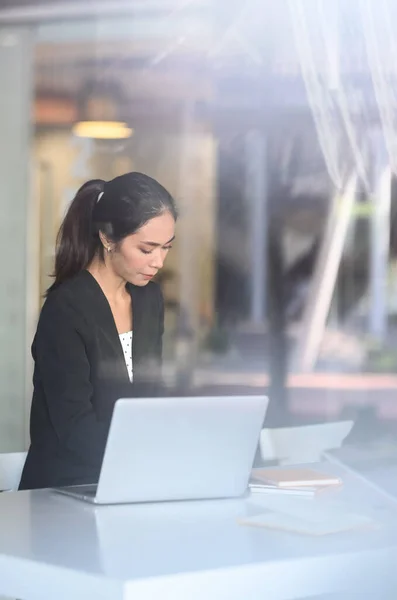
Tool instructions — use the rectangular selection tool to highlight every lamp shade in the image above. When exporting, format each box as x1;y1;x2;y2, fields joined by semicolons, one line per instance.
72;81;133;140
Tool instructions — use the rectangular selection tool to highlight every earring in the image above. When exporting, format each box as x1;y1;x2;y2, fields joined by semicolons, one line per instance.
107;246;111;253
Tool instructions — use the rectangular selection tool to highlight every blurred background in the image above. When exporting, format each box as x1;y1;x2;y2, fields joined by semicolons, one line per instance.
1;0;397;451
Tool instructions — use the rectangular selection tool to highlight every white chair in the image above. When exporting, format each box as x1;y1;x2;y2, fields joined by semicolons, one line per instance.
260;421;354;465
0;451;27;491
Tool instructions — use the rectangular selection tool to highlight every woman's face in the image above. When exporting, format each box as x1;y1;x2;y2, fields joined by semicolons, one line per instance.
108;211;175;286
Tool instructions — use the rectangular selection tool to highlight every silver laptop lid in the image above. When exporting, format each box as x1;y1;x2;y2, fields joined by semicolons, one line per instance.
96;395;268;504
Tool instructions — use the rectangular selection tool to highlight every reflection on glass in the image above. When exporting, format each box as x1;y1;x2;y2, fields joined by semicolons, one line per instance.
2;1;397;451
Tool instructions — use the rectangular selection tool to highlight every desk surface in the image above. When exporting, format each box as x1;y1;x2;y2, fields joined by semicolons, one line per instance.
1;465;397;600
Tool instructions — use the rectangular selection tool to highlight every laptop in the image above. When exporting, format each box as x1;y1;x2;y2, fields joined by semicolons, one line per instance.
54;395;268;505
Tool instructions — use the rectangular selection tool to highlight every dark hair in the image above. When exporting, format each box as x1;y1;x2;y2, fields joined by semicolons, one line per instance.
50;172;177;291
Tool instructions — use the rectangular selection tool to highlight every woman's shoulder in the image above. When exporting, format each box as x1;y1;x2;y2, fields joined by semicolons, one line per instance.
40;271;96;322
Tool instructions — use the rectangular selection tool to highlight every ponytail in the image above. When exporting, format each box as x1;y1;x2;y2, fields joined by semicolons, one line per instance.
48;179;104;293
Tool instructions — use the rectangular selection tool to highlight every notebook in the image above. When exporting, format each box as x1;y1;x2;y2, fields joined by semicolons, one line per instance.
250;467;342;489
249;482;318;497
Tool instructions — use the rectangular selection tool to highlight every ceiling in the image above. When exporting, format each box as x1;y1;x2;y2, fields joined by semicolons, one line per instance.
0;0;54;6
29;0;394;136
31;0;388;102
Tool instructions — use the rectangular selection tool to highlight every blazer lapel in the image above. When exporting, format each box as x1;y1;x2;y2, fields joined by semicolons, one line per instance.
79;272;157;386
128;284;143;368
81;271;130;382
128;284;162;389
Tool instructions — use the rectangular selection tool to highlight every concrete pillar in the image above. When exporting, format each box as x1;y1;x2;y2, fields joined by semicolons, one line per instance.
368;130;391;340
174;102;198;388
244;130;267;325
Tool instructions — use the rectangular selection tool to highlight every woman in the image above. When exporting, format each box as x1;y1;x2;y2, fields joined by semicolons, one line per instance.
19;172;177;490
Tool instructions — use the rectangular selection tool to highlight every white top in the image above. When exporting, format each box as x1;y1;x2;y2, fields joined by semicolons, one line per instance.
119;331;133;382
0;464;396;600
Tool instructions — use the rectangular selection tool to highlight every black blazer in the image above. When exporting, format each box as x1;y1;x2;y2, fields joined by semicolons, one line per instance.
19;270;164;490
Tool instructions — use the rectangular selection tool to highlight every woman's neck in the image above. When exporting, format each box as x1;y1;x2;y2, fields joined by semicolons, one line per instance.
87;259;127;304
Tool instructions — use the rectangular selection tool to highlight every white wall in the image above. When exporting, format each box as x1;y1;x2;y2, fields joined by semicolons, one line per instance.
0;25;34;451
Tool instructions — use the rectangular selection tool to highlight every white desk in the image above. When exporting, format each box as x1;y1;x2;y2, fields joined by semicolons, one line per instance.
0;466;397;600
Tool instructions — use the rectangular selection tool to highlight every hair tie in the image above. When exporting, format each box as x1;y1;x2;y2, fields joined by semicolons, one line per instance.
97;191;104;204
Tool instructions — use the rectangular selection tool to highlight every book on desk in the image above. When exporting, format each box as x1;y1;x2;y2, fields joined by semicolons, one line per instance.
249;467;342;497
